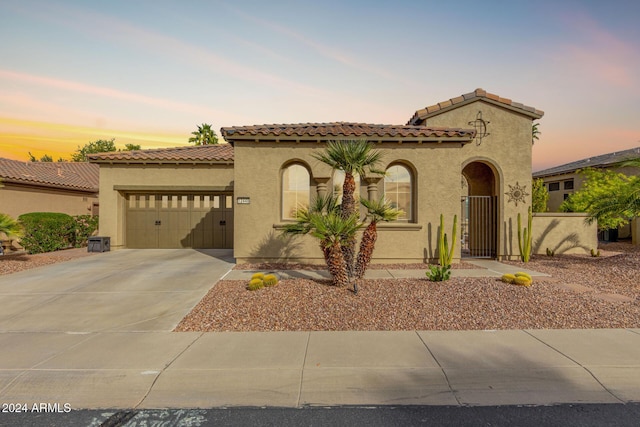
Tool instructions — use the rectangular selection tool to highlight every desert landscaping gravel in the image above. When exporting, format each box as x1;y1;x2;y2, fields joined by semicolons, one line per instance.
0;248;95;276
177;242;640;332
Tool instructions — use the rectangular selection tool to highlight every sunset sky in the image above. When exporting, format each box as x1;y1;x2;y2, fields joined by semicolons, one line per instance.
1;0;639;171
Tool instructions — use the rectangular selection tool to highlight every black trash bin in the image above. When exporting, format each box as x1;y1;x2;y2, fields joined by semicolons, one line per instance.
88;236;110;252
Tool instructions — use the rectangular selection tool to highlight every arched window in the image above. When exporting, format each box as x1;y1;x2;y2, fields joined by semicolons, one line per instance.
332;170;361;204
384;164;412;221
282;164;310;220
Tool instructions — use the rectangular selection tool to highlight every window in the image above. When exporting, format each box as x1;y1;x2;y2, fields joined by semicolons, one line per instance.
564;193;570;200
548;182;560;191
384;164;412;221
332;170;361;204
282;164;310;220
564;180;574;190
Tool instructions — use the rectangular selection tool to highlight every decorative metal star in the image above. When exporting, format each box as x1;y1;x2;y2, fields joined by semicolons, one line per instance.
505;182;529;206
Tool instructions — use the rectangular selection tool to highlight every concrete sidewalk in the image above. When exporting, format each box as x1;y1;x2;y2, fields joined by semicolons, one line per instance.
0;329;639;408
1;252;638;409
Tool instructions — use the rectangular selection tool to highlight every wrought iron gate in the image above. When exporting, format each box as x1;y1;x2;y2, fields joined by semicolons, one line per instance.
461;196;496;258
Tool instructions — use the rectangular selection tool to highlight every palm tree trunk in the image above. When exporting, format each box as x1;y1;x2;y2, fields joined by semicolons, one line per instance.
355;220;377;279
340;172;357;278
327;241;349;287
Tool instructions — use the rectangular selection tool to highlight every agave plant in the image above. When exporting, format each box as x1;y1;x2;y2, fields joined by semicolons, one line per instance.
355;197;402;279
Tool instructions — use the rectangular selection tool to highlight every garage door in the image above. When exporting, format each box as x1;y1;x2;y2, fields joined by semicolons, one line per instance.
126;193;233;249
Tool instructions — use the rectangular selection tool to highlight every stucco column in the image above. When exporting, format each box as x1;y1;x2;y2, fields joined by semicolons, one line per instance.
364;176;382;201
314;177;330;198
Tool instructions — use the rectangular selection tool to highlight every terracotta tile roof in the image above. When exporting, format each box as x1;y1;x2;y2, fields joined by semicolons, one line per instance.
0;158;99;192
221;122;476;142
87;144;234;164
533;146;640;178
407;88;544;125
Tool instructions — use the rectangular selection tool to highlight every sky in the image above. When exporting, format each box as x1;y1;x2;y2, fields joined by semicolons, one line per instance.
0;0;639;171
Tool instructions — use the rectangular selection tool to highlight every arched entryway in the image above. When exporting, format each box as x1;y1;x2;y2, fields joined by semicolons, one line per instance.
461;161;498;258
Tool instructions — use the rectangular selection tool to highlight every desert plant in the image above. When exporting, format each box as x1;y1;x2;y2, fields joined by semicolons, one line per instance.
0;213;23;240
517;207;533;263
590;248;601;257
514;276;532;287
437;214;457;267
355;197;402;279
426;265;451;282
515;272;533;281
263;273;279;287
251;272;265;280
247;278;264;291
501;273;516;284
546;248;555;257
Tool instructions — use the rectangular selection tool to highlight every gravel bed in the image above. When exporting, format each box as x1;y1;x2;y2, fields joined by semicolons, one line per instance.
0;248;96;276
235;262;479;270
177;241;640;332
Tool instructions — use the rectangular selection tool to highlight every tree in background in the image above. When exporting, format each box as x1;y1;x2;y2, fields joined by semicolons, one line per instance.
28;152;65;162
123;143;141;151
71;138;117;162
531;178;549;212
189;123;219;145
532;122;541;145
560;164;640;229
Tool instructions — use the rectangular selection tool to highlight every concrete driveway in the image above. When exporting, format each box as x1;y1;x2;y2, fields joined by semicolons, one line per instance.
0;249;234;332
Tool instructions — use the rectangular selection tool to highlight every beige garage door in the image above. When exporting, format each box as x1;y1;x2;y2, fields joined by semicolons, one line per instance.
126;193;233;249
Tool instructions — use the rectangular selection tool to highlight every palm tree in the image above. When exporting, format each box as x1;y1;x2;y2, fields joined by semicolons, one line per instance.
0;213;23;241
311;140;384;276
307;211;362;287
189;123;219;145
532;122;541;145
355;198;402;280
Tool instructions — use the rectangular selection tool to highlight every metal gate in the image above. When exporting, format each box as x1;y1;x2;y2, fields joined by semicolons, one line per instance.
461;196;496;258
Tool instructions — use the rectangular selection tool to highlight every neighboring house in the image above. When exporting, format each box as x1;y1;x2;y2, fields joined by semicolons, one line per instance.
533;146;640;240
90;88;573;262
0;158;99;219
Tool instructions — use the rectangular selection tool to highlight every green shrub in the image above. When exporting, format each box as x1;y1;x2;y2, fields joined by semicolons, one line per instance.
263;273;279;287
247;278;264;291
18;212;75;254
72;215;99;248
426;265;451;282
501;273;516;284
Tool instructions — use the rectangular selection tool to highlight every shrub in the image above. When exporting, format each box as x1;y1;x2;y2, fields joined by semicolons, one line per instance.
263;273;279;287
72;215;99;248
590;248;601;257
426;265;451;282
247;278;264;291
501;273;516;284
18;212;75;254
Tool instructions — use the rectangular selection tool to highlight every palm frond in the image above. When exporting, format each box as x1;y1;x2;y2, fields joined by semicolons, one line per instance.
360;197;403;222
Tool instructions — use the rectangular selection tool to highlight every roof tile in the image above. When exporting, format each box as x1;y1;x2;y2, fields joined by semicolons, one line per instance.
407;88;544;124
0;158;99;191
87;144;234;163
533;146;640;177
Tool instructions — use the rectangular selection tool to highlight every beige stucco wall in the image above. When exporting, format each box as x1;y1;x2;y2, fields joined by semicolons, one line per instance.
424;101;535;260
0;183;97;219
537;171;584;212
98;163;234;248
233;140;466;263
532;213;597;255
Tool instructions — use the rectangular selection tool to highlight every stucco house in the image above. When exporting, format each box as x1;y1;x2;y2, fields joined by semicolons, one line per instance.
90;89;570;262
0;158;99;219
533;146;640;242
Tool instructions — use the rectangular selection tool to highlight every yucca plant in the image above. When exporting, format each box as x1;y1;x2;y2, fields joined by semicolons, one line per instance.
355;197;402;280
